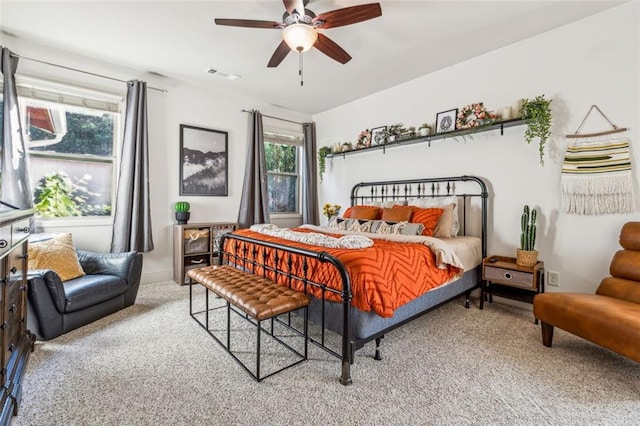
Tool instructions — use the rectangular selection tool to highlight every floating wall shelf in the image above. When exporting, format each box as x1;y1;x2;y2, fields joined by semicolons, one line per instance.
327;118;525;158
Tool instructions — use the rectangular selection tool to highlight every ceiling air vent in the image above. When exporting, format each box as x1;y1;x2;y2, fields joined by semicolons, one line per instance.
206;68;241;81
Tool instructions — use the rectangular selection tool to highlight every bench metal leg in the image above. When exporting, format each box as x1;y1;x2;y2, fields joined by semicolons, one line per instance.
226;301;231;350
205;288;209;330
304;306;308;359
256;320;262;380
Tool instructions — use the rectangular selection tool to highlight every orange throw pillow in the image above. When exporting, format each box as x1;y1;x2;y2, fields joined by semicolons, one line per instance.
381;206;413;222
348;205;382;220
411;207;444;236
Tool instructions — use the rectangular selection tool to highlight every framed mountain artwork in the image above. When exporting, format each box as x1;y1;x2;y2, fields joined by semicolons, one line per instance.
179;124;228;196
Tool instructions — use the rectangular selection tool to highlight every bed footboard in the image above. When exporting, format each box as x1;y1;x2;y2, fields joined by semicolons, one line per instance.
219;232;354;385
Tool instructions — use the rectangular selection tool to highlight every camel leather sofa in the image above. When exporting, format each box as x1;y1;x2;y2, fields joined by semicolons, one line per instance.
533;221;640;363
27;250;143;340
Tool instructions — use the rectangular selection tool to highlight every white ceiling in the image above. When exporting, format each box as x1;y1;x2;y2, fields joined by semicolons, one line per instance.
0;1;627;115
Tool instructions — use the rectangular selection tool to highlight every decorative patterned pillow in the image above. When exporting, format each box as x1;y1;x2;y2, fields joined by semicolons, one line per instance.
328;217;345;229
368;220;424;236
328;218;424;236
375;221;407;235
410;207;444;237
408;196;460;236
380;206;413;222
348;219;373;233
28;233;85;282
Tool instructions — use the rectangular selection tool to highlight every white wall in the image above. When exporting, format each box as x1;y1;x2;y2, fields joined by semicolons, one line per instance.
3;2;638;290
314;2;640;294
1;35;311;283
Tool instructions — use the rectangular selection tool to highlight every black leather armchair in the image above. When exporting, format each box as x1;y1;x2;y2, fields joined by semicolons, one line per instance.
27;250;143;340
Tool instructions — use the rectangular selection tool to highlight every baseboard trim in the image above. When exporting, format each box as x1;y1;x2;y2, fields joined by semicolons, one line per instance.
141;269;173;284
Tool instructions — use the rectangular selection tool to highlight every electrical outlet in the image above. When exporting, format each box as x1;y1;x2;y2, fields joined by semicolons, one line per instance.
547;271;559;286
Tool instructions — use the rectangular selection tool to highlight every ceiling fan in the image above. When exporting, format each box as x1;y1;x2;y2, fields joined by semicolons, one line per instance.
215;0;382;68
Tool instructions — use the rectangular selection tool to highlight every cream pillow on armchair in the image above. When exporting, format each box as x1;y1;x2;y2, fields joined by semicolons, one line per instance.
28;233;85;282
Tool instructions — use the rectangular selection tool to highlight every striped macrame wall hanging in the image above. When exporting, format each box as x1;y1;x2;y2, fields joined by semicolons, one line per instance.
561;105;635;215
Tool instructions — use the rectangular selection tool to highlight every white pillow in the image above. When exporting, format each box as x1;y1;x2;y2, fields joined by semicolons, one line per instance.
407;196;460;236
364;200;407;208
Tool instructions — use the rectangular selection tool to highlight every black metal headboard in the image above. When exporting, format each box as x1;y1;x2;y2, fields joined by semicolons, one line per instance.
350;175;488;256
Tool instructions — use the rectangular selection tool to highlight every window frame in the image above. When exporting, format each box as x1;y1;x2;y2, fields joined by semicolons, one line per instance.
264;138;301;216
262;119;304;218
1;75;123;225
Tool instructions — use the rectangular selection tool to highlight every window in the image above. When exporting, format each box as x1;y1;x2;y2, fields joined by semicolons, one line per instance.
0;77;121;218
263;117;304;215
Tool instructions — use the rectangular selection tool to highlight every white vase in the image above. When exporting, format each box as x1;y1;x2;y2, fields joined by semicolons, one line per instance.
512;99;523;118
389;135;396;142
502;107;512;120
420;128;431;136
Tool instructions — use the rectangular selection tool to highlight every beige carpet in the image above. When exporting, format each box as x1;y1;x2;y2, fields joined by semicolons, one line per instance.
14;280;640;426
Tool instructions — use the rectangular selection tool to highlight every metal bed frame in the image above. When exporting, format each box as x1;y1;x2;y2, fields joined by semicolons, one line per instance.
217;175;488;385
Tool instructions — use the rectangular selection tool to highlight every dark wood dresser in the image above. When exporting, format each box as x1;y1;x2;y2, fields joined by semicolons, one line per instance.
0;209;35;425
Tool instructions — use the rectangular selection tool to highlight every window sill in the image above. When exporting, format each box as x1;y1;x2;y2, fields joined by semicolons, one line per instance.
36;217;113;229
270;213;302;218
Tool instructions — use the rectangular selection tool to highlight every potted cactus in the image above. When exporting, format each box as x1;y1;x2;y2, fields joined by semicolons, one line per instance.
516;205;538;266
175;201;191;224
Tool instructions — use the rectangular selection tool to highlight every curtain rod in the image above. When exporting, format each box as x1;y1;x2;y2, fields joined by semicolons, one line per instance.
11;53;168;93
242;109;306;125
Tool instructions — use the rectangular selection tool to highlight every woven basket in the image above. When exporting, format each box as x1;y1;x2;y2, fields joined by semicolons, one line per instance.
516;249;538;267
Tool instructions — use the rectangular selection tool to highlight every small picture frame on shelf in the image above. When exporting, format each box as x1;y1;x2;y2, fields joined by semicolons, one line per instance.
370;126;387;145
436;109;457;133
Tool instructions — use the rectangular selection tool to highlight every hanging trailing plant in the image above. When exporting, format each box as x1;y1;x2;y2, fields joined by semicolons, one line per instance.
521;95;552;166
318;146;332;182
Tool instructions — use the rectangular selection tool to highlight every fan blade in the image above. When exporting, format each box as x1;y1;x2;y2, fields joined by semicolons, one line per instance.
283;0;305;16
313;3;382;29
314;33;352;64
214;19;282;29
268;40;291;67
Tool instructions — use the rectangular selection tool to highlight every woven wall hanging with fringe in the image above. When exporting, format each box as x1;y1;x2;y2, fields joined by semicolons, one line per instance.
561;105;635;215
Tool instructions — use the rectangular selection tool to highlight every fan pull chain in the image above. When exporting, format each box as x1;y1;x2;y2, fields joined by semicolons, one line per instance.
298;50;304;86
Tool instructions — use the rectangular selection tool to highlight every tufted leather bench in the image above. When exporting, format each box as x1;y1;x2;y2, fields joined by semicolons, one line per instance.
188;265;310;381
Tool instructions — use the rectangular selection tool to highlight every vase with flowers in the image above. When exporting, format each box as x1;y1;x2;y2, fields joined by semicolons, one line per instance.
357;129;371;148
322;203;341;224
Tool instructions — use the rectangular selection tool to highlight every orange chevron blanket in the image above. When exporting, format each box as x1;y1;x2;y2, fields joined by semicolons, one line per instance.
228;228;462;318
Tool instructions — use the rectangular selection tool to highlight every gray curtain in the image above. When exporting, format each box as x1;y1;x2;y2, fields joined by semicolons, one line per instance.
110;80;154;253
302;122;319;225
1;47;34;212
237;110;269;228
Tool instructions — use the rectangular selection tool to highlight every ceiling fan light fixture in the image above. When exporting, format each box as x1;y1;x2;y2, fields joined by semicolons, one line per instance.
282;23;318;52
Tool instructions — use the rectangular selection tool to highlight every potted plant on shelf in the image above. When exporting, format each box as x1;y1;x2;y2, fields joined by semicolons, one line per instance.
318;146;332;182
386;123;405;142
341;142;353;152
520;94;552;166
516;205;538;267
419;123;432;137
175;201;191;224
402;126;417;139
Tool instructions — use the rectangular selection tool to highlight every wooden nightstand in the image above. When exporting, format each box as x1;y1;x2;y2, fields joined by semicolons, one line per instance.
173;222;238;285
481;255;544;322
